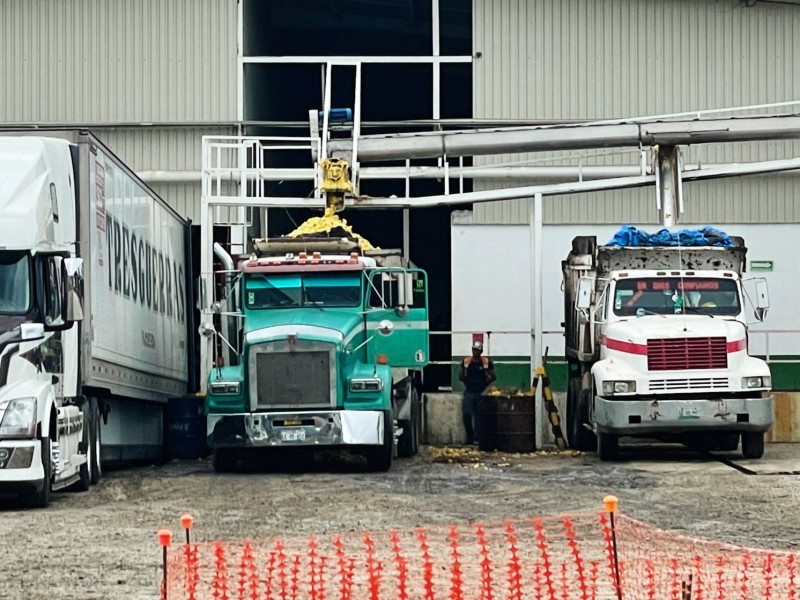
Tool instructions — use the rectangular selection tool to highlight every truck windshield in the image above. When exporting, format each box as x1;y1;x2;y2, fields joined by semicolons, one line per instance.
246;273;362;309
613;277;740;316
0;252;31;314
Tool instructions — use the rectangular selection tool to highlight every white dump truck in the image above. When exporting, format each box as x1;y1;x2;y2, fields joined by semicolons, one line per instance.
0;131;194;506
562;233;773;460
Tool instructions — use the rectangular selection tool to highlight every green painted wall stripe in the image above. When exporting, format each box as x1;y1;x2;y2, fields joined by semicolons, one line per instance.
449;355;800;392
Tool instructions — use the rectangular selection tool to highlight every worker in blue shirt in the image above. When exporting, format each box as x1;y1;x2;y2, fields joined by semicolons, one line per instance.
458;341;497;445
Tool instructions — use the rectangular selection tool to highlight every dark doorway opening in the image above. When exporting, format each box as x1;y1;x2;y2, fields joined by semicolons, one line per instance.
243;0;473;391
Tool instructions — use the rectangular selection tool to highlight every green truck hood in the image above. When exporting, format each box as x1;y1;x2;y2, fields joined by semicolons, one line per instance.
244;309;364;344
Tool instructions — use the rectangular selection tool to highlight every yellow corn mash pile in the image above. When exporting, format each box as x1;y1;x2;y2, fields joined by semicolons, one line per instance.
286;205;376;251
486;386;533;397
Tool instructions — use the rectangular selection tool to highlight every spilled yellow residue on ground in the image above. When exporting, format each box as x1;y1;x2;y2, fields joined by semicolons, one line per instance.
287;205;376;250
425;446;580;468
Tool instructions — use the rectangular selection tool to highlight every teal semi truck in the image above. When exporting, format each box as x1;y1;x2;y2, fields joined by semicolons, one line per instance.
204;237;429;471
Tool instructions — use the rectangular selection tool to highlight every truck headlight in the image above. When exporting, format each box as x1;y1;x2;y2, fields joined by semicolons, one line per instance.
350;378;383;392
742;376;771;389
602;381;636;395
210;382;241;395
0;397;37;438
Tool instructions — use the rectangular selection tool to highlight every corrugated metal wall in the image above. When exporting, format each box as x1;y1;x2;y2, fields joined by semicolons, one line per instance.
95;128;237;223
472;0;800;225
0;0;238;222
0;0;237;122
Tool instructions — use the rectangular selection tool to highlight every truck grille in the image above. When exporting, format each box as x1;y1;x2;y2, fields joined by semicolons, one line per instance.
255;350;332;409
649;377;728;391
647;337;727;371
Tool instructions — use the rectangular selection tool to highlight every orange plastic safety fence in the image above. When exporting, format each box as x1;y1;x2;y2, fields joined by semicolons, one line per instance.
614;514;800;599
162;512;800;600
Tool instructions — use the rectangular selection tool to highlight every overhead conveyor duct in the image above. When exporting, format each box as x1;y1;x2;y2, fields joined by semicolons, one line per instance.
326;114;800;162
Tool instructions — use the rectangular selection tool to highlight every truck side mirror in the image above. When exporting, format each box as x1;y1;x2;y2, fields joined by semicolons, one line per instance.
576;277;593;310
752;278;769;322
64;257;84;323
398;273;414;306
39;254;72;331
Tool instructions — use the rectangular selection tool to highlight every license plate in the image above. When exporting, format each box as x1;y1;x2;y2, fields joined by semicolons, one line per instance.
280;428;306;442
679;407;701;419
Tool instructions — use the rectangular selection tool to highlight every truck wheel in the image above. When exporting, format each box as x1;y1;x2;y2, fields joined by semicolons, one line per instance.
717;432;739;452
397;388;420;458
366;412;393;472
596;430;619;461
27;438;52;508
741;432;765;459
89;398;102;485
567;382;597;452
212;448;237;473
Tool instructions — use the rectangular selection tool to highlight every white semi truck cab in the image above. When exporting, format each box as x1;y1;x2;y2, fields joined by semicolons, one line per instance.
563;234;773;461
0;136;94;506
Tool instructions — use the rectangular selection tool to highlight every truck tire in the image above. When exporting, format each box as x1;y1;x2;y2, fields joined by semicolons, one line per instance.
89;398;102;485
717;432;740;452
741;432;765;459
397;388;420;458
596;430;619;461
27;438;52;508
567;381;597;452
366;411;393;472
212;448;238;473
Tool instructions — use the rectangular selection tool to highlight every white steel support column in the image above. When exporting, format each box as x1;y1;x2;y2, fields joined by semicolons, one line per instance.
352;62;362;193
530;192;543;450
432;0;441;120
199;197;215;391
655;145;681;227
236;0;244;122
403;159;411;259
321;63;333;161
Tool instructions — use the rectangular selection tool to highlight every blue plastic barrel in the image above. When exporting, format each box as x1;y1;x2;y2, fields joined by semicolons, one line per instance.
167;396;209;460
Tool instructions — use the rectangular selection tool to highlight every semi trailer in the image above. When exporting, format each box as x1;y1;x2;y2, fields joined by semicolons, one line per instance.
0;131;194;506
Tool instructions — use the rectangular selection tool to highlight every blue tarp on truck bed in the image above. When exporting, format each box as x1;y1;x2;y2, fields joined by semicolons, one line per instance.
608;225;734;247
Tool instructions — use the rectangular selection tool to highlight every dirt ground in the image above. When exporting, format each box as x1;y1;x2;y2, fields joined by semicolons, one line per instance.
2;441;800;600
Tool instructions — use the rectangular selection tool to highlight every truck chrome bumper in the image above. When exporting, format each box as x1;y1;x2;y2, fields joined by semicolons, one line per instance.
207;410;385;448
0;440;45;492
594;395;774;435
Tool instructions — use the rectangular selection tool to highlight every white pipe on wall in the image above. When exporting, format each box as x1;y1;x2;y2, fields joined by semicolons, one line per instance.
137;164;800;185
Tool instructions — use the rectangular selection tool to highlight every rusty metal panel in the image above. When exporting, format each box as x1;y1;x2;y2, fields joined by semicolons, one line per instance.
472;0;800;225
596;245;747;274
